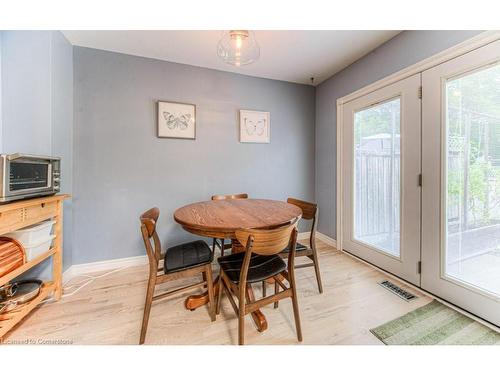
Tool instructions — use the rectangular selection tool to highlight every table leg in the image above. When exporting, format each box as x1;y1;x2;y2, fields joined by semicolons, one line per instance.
184;239;269;332
246;283;267;332
184;275;268;332
185;276;219;310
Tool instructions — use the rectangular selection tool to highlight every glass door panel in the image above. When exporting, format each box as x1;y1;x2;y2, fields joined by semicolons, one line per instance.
421;38;500;326
342;73;421;285
445;63;500;297
354;98;401;257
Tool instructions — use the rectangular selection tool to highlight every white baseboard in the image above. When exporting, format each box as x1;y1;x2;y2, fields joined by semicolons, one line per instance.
63;254;147;283
315;232;337;248
63;232;336;283
62;267;77;283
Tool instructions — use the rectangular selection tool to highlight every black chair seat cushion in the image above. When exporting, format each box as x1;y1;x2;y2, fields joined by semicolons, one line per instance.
217;252;286;283
164;240;213;274
281;242;308;253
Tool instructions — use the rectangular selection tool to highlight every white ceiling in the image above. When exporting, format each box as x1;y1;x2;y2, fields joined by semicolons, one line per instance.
62;30;400;85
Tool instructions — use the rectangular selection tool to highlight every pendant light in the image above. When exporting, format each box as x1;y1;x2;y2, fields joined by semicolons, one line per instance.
217;30;260;66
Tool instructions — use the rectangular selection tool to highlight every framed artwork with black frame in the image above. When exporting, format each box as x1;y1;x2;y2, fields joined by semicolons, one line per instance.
157;100;196;139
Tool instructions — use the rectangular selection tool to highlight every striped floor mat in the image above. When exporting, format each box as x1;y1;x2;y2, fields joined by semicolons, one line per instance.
370;300;500;345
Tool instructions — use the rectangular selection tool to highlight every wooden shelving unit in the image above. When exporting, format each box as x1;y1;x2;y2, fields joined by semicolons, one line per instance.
0;248;56;287
0;194;69;339
0;281;54;333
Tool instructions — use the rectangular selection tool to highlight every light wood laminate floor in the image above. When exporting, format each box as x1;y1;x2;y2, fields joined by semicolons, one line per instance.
5;240;432;344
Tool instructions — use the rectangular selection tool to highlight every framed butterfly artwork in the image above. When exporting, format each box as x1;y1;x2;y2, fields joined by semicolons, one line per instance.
239;110;270;143
157;101;196;139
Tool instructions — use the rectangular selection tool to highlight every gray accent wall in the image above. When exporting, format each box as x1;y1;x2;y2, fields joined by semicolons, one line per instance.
1;31;52;155
315;30;483;239
73;47;315;264
0;31;73;273
0;30;485;270
51;31;74;270
0;33;3;148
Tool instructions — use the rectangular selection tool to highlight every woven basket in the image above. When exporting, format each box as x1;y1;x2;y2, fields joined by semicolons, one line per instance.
0;237;26;278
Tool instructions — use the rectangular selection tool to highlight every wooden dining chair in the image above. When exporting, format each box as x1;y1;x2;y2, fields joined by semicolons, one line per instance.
139;207;215;344
264;198;323;295
216;220;302;345
210;193;248;257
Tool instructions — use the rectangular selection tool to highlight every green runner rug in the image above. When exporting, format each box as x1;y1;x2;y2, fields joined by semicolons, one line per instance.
370;300;500;345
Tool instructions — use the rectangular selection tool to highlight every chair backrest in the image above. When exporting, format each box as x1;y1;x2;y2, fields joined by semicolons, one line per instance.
140;207;162;265
287;197;318;248
235;220;299;286
211;193;248;201
235;218;298;256
287;197;317;220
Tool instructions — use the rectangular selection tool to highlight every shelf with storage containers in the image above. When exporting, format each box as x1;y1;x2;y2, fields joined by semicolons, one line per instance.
0;194;69;339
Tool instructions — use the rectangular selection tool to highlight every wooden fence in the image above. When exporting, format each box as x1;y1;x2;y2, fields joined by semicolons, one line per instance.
355;150;400;240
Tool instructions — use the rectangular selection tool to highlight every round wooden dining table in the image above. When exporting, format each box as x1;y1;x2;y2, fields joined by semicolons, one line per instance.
174;198;302;332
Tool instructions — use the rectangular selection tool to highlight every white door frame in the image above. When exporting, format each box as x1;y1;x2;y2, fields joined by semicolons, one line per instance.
336;31;500;256
341;75;422;284
421;39;500;326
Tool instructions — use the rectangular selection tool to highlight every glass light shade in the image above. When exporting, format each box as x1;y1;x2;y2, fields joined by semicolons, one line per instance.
217;30;260;66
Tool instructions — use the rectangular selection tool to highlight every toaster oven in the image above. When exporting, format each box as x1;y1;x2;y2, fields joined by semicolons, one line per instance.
0;153;60;203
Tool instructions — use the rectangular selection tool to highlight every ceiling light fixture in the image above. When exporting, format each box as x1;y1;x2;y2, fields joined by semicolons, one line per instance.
217;30;260;67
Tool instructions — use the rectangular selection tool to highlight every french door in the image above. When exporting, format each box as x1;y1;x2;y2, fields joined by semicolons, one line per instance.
342;74;422;285
342;39;500;326
421;39;500;326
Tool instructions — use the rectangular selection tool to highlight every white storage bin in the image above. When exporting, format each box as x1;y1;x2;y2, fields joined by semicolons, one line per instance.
6;219;55;245
23;235;56;261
